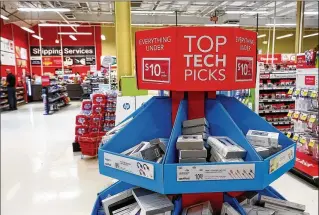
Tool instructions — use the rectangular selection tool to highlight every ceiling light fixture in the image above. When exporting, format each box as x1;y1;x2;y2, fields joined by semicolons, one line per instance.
55;39;59;44
226;11;268;14
21;27;35;33
204;24;239;27
303;32;319;38
131;10;174;14
101;34;106;40
32;35;43;40
257;34;266;38
39;23;80;27
58;32;92;35
304;11;318;15
276;34;293;40
265;23;296;26
69;35;77;41
0;14;9;20
262;41;268;44
18;7;71;12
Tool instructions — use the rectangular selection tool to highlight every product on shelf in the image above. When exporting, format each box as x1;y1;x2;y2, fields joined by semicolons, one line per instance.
207;136;246;159
182;117;209;139
101;188;135;215
246;130;279;148
176;135;205;150
182;201;213;215
221;202;240;215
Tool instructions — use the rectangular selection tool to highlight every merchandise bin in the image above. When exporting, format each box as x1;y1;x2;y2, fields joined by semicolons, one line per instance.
223;186;286;215
99;97;173;193
217;96;296;186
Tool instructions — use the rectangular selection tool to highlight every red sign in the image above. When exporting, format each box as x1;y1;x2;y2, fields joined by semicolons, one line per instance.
142;58;170;83
42;56;62;67
296;54;316;69
305;75;316;85
257;54;281;64
136;27;257;91
295;151;318;178
41;76;50;87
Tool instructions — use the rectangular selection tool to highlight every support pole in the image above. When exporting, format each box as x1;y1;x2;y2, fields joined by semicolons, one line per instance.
295;1;305;54
115;2;133;78
271;2;276;64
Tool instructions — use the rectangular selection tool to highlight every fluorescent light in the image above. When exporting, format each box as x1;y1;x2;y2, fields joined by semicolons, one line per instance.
304;11;318;15
101;34;106;40
265;23;296;26
58;32;92;35
132;23;164;26
303;32;319;38
55;39;59;44
226;11;268;14
21;27;35;33
276;34;293;39
39;23;80;27
32;35;43;40
204;24;239;27
257;34;266;38
132;10;174;14
18;7;70;12
262;41;268;44
69;35;77;41
0;14;9;20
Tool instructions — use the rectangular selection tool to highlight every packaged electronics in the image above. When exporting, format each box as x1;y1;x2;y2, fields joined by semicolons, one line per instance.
183;118;209;128
263;203;309;215
150;138;169;153
130;143;162;161
253;146;270;158
242;205;276;215
207;136;246;159
182;201;213;215
76;114;90;125
246;130;279;148
179;147;207;159
132;188;174;215
81;99;92;113
179;158;207;163
102;189;135;215
176;135;204;150
182;125;209;135
260;195;306;212
221;202;240;215
210;149;244;163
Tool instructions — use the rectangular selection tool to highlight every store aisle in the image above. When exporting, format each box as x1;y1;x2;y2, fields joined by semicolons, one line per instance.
1;102;113;215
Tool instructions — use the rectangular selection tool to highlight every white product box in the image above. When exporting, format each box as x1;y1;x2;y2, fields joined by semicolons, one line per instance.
179;147;207;159
179;158;207;163
132;188;174;215
221;202;240;215
260;195;306;211
183;118;209;128
246;130;279;147
176;135;204;150
182;201;213;215
207;136;246;159
242;204;275;215
113;203;138;215
210;149;244;163
102;189;134;215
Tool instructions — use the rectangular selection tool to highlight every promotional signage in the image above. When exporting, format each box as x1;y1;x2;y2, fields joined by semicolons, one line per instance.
30;46;95;56
257;54;282;64
135;27;257;91
41;76;50;87
304;75;316;86
43;56;62;67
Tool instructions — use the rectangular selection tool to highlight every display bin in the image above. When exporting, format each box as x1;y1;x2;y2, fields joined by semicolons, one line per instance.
98;97;172;193
223;186;286;215
217;96;296;187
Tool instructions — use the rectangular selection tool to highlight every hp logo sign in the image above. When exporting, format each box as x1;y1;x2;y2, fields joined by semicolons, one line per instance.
123;103;130;110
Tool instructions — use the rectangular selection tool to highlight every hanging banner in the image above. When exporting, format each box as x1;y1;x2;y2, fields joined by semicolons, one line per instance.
135;27;257;91
257;54;282;64
30;46;95;56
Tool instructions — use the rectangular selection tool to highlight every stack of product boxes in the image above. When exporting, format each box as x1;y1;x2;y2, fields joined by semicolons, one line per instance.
245;130;282;159
177;118;209;163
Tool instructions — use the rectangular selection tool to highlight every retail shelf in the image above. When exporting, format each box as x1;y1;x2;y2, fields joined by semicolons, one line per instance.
16;87;24;90
99;96;296;194
17;100;25;104
0;104;9;109
48;96;64;103
0;101;8;105
16;92;24;95
260;73;296;80
0;95;8;98
259;109;292;114
260;86;295;90
268;121;293;125
259;98;294;102
17;97;24;101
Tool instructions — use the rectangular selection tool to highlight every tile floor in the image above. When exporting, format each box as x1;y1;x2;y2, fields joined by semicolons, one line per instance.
1;101;318;215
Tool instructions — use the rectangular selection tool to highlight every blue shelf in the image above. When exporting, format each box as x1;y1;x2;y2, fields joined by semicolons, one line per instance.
98;96;296;194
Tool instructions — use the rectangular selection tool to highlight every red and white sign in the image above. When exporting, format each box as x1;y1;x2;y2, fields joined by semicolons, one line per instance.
41;76;50;87
296;54;316;69
295;151;318;178
136;27;257;91
304;75;316;85
142;58;170;83
257;54;281;64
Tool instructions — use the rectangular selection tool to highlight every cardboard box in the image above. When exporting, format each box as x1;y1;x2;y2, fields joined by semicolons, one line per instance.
221;202;240;215
183;118;209;128
207;136;246;159
176;135;204;150
246;130;279;147
182;125;209;135
182;201;213;215
179;158;207;163
132;188;174;215
179;147;207;159
260;195;306;211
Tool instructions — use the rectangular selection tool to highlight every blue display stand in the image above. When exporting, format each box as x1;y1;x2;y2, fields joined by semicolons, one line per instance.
98;96;296;194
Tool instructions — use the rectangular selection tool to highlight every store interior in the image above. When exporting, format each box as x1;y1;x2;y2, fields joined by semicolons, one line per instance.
1;1;318;215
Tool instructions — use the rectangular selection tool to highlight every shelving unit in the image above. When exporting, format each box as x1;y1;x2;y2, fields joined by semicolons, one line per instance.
0;86;25;110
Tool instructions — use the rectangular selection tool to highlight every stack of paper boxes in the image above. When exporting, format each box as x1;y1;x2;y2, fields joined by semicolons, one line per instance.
177;118;209;163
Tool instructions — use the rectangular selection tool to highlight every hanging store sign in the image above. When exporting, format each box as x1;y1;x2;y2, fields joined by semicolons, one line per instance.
135;27;257;91
30;46;95;57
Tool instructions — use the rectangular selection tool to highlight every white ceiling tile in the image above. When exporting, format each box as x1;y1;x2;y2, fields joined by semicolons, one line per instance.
230;1;246;6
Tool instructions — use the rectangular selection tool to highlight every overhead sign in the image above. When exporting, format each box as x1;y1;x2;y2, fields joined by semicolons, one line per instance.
135;27;257;91
30;46;95;57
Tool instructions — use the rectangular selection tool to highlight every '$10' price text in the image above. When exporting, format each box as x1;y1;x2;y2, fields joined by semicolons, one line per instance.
143;58;170;83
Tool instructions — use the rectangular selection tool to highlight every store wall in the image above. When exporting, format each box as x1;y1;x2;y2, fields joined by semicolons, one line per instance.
29;25;101;76
0;20;30;83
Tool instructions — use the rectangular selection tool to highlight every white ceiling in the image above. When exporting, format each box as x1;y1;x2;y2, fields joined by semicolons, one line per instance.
1;1;318;28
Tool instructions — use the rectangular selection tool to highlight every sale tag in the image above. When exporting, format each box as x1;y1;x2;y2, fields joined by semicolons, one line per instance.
310;91;318;98
294;88;301;96
292;111;300;119
309;115;317;123
287;110;294;117
300;113;308;121
286;132;292;138
309;139;316;147
235;57;254;82
293;134;299;141
287;88;294;95
142;58;170;83
299;136;307;145
301;89;309;97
